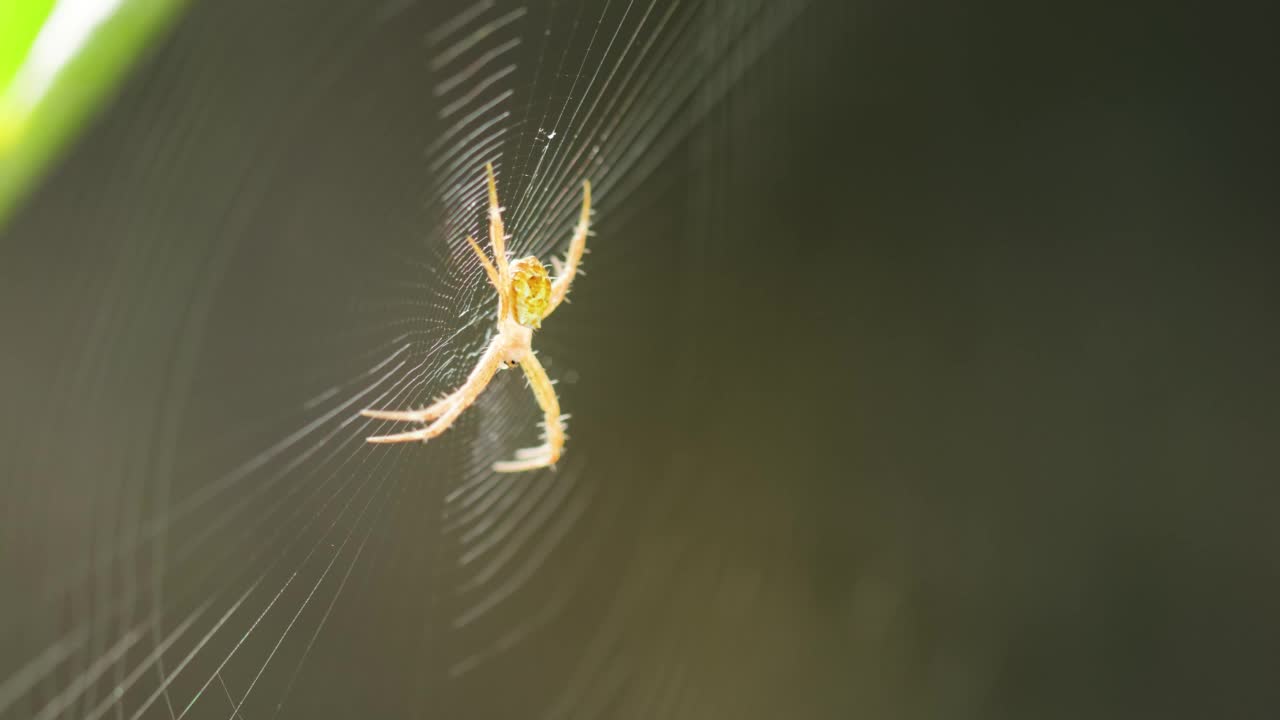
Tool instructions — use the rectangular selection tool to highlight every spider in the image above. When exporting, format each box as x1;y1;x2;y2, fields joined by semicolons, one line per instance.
361;163;592;472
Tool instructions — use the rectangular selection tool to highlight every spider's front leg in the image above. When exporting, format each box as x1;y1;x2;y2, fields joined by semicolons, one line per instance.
492;352;566;472
361;394;453;424
362;337;506;443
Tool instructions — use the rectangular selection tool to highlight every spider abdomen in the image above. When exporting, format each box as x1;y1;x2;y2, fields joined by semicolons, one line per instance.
510;256;552;328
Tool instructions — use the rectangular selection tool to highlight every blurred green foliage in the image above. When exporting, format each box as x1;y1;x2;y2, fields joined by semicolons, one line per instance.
0;0;184;227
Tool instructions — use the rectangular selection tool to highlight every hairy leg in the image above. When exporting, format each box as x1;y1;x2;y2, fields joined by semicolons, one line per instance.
547;179;592;315
465;235;499;288
362;336;506;443
493;352;565;472
485;163;510;285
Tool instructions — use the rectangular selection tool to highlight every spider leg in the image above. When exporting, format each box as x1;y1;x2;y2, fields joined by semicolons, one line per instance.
546;179;591;316
360;394;452;423
492;352;566;472
465;233;506;316
465;235;500;289
362;336;506;443
485;163;510;286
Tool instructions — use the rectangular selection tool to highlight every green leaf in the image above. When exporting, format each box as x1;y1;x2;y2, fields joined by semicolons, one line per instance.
0;0;186;227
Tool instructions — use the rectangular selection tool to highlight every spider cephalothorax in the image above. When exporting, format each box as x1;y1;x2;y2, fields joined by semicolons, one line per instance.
361;163;592;472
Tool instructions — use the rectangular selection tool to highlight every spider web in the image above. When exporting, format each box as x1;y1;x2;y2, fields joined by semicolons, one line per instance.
0;1;818;718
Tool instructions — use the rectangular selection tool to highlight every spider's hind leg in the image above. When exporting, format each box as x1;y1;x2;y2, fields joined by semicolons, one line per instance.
546;179;591;316
485;163;510;282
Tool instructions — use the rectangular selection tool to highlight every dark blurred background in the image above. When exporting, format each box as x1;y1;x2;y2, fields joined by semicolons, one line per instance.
2;1;1279;718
